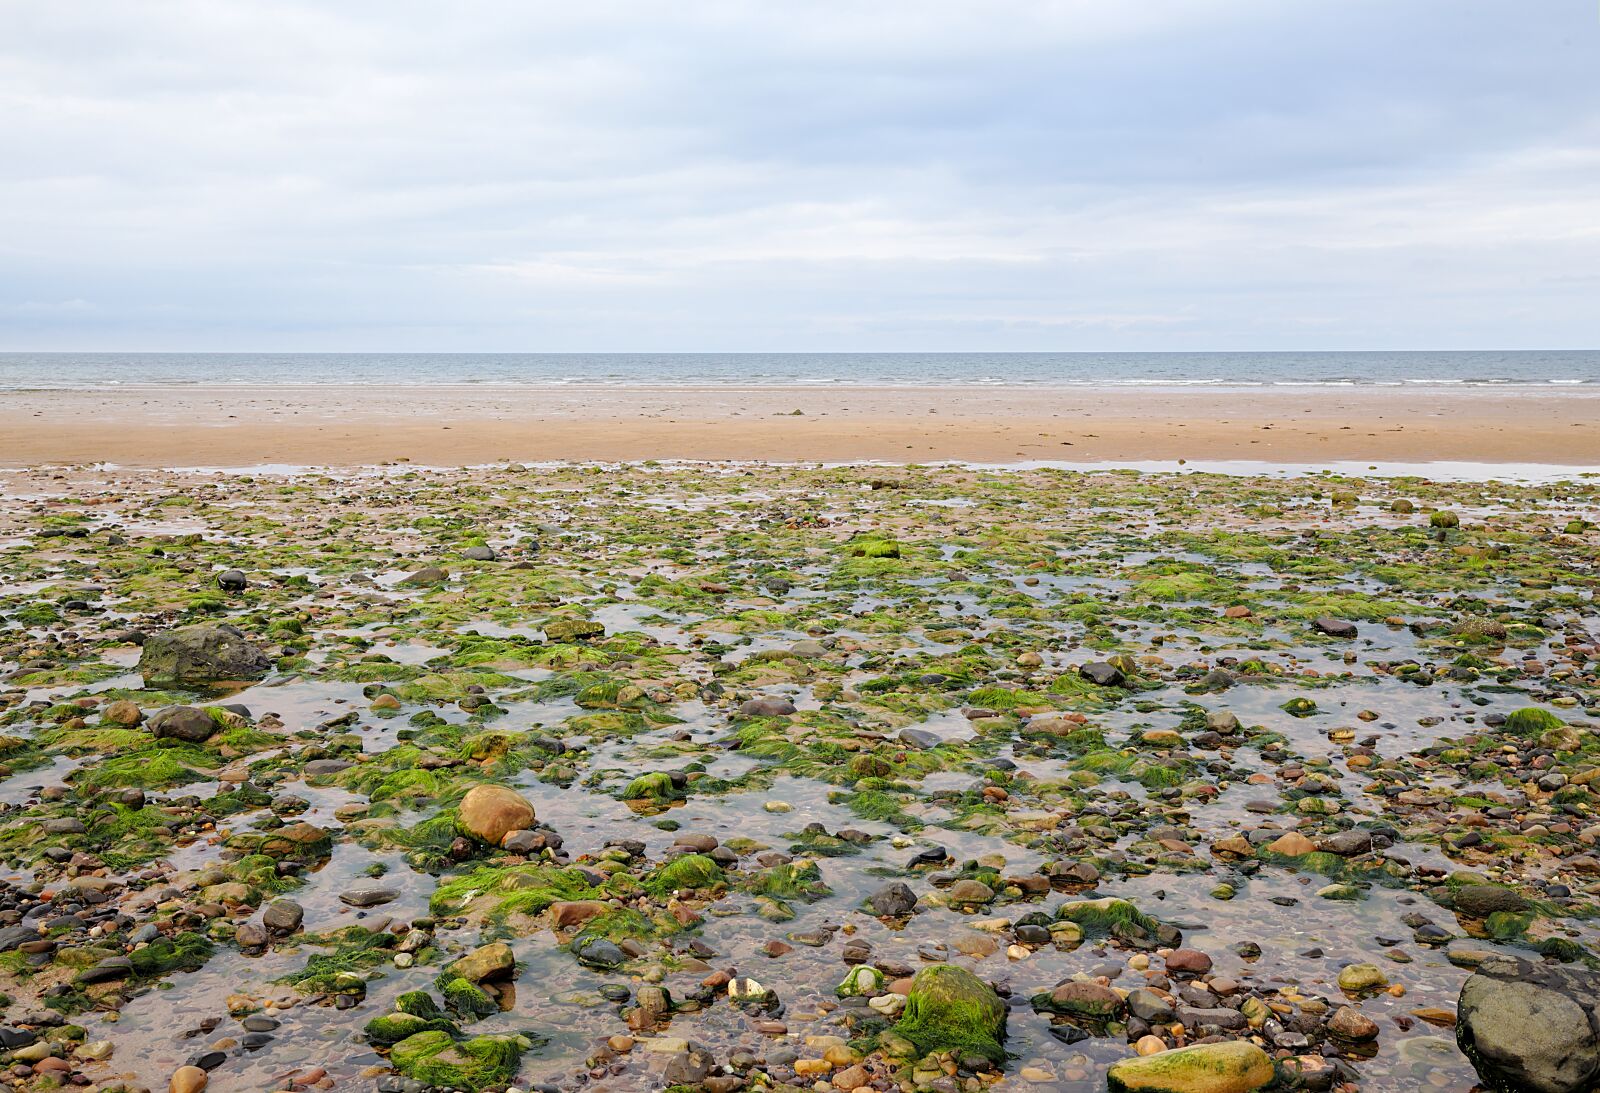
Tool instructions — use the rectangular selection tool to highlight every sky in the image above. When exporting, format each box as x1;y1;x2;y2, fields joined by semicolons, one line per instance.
2;1;1598;352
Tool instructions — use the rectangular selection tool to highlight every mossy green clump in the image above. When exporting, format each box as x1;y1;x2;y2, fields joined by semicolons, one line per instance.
128;932;214;977
848;536;902;559
1055;897;1162;939
1503;707;1564;736
889;964;1006;1064
388;1030;526;1093
277;927;396;993
1106;1041;1275;1093
428;864;602;918
642;853;724;897
1429;510;1461;528
744;860;831;902
621;771;684;803
366;1011;458;1046
572;908;658;945
437;975;498;1019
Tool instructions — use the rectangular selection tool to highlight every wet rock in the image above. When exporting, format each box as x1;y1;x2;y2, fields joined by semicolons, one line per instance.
170;1065;208;1093
574;937;626;970
449;941;514;983
339;884;399;908
1458;956;1600;1093
457;784;537;846
945;879;994;906
400;566;448;586
739;696;797;716
898;727;942;750
262;900;304;934
1079;662;1126;687
462;545;497;561
148;706;222;743
139;622;272;684
1165;948;1213;975
1328;1005;1379;1042
1317;830;1373;856
76;956;133;984
1036;980;1123;1018
1311;617;1358;638
215;569;247;592
102;699;144;726
867;882;918;916
1451;884;1530;918
1106;1041;1274;1092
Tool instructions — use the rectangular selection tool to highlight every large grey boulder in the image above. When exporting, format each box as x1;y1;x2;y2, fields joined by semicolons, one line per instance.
138;623;271;684
1457;956;1600;1093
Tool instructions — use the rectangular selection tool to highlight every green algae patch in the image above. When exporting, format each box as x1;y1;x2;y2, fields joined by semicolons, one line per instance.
429;864;603;918
1105;1040;1275;1092
388;1030;527;1093
889;964;1006;1064
277;927;397;994
642;853;724;897
622;771;685;803
743;860;831;902
1503;707;1564;736
128;932;214;977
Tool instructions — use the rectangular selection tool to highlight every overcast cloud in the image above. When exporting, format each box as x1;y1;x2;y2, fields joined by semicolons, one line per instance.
2;1;1597;351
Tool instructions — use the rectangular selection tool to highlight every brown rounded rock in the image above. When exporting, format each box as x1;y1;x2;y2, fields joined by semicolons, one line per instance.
170;1066;208;1093
457;784;537;846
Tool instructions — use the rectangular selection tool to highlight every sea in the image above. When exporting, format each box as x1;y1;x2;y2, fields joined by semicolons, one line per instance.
0;350;1595;390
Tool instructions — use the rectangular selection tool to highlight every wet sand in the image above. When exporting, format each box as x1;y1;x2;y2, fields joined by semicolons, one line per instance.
2;385;1598;467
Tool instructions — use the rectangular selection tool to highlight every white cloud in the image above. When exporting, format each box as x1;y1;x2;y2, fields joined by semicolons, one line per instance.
0;1;1597;350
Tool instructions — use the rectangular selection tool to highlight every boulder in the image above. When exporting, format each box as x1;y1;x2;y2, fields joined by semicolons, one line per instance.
1106;1041;1275;1092
148;706;221;743
448;941;515;983
739;697;796;717
139;623;271;684
1079;661;1126;687
1452;884;1530;918
456;785;537;846
1458;957;1600;1093
890;964;1006;1063
867;882;918;917
262;900;304;934
1311;617;1358;638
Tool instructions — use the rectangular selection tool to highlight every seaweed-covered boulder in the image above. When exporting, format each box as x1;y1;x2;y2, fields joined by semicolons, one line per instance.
1451;884;1530;919
1458;956;1600;1093
138;623;271;684
456;785;536;846
148;706;221;743
889;964;1006;1064
1106;1041;1275;1092
388;1030;526;1093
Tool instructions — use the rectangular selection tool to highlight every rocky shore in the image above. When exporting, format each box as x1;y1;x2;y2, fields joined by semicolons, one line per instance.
0;461;1596;1093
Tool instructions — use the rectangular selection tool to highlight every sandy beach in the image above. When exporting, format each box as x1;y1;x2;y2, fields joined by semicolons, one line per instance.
3;384;1598;467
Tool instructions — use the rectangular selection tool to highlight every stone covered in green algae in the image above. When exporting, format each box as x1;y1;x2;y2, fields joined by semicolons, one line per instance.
1106;1041;1276;1092
388;1030;527;1092
889;964;1006;1064
642;852;723;896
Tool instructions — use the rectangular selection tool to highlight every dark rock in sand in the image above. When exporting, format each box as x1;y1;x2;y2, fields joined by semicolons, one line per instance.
139;623;272;684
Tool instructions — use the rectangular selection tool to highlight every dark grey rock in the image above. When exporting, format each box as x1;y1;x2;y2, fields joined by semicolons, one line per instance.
149;705;221;743
138;622;271;684
1458;956;1600;1093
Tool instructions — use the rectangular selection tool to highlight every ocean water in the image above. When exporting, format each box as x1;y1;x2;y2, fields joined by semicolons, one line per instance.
0;350;1596;389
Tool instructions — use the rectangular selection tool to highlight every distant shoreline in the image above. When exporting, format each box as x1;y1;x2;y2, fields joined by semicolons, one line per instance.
4;384;1598;469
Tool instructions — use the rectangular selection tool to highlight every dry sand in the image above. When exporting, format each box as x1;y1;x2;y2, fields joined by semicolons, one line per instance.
2;384;1598;468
